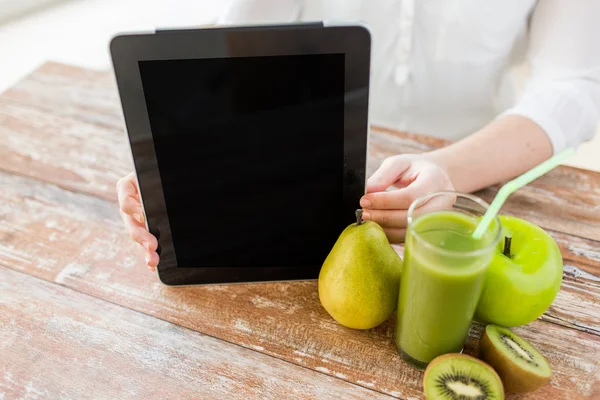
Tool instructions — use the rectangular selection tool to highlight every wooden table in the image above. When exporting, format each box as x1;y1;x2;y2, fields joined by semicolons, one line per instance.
1;62;599;400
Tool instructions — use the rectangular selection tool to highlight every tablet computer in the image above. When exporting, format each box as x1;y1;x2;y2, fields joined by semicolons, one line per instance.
110;22;371;286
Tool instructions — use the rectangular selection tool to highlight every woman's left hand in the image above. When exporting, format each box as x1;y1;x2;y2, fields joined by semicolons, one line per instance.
360;153;454;243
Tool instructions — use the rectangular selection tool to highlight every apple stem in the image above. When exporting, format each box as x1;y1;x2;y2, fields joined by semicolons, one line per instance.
503;236;512;258
356;209;364;226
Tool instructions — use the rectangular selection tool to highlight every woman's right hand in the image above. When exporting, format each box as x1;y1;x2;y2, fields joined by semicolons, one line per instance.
117;172;159;271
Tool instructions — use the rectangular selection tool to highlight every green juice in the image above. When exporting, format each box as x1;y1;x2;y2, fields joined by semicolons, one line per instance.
395;210;496;368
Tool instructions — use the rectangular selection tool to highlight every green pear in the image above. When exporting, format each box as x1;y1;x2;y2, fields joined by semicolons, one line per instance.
318;210;403;329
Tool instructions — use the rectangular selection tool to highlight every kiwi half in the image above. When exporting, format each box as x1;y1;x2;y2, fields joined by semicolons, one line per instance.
423;353;504;399
479;324;552;393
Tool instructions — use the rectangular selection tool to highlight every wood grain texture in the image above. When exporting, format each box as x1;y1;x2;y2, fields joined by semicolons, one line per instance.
1;61;123;130
1;62;600;399
542;230;600;336
0;266;393;400
2;171;599;399
0;100;131;201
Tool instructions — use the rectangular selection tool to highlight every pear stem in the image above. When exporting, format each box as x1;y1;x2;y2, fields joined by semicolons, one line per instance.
355;209;364;226
503;236;512;258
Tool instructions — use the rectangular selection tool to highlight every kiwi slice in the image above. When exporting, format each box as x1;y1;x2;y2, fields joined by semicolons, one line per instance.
479;324;552;393
423;353;504;399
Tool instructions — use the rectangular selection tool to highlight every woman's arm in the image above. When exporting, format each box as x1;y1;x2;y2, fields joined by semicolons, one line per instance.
431;0;600;194
426;115;552;193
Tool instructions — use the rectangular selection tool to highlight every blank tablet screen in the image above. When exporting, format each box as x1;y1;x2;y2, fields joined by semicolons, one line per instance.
138;54;346;268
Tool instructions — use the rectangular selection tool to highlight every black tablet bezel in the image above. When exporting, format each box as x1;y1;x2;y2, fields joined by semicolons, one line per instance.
110;23;371;286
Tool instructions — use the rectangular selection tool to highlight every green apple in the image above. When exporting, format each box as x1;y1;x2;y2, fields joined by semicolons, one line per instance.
475;215;563;327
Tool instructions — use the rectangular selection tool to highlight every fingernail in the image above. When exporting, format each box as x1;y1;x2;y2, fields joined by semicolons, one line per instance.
360;198;371;208
141;240;150;251
362;211;371;220
133;213;144;223
144;254;150;264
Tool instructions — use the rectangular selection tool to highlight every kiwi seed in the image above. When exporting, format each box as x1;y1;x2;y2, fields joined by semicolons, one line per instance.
436;369;491;398
499;332;537;367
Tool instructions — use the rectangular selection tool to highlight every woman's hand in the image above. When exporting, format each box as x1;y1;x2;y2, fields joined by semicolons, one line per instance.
360;154;454;243
117;172;159;271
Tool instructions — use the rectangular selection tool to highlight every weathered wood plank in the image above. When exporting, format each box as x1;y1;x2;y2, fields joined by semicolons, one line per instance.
541;230;600;336
0;101;131;201
1;171;599;399
0;266;393;400
1;61;123;130
551;230;600;271
1;61;599;398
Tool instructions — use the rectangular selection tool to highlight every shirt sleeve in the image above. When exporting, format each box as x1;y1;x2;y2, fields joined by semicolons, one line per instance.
217;0;303;24
500;0;600;154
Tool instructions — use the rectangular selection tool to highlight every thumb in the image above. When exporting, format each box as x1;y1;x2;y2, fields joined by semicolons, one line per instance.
367;156;411;193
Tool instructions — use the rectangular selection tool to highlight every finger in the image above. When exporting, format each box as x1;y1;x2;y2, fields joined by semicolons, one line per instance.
366;156;411;193
361;171;439;210
134;227;159;271
406;188;457;223
117;172;138;199
121;195;145;224
419;192;456;214
362;209;408;229
360;187;419;210
144;250;160;270
383;228;407;244
117;173;144;223
127;217;159;251
119;209;139;236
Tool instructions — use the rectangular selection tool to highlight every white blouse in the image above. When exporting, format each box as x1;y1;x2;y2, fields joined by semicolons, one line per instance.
177;0;600;154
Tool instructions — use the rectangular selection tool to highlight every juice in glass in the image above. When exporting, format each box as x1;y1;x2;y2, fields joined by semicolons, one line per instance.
395;192;501;369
